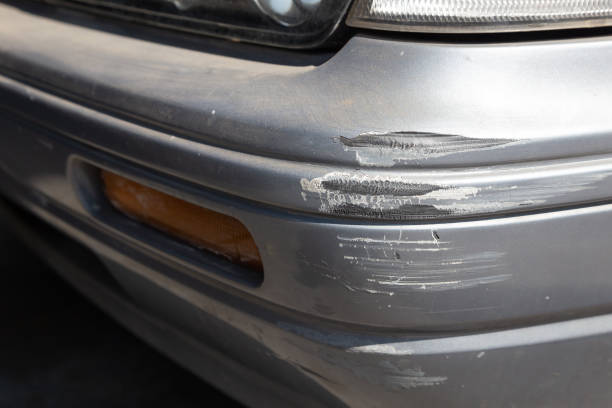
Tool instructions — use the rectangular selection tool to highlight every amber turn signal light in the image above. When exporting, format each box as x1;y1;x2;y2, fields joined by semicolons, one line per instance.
101;170;262;272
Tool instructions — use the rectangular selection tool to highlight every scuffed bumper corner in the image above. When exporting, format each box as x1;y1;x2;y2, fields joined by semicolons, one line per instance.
3;2;612;406
4;195;612;408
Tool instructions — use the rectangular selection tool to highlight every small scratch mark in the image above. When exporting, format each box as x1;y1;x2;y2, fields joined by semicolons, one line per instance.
374;274;512;291
337;235;447;245
320;270;395;296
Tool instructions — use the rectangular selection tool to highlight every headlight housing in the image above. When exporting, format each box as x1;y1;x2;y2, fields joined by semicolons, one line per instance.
347;0;612;33
39;0;352;48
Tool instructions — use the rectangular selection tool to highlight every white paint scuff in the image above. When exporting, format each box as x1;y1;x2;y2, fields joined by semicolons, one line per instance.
300;168;611;219
300;171;480;217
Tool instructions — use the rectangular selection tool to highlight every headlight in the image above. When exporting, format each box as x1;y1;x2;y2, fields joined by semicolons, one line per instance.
347;0;612;33
39;0;351;48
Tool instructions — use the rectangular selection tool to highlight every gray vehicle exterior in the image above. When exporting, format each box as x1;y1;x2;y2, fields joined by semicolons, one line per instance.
2;1;612;406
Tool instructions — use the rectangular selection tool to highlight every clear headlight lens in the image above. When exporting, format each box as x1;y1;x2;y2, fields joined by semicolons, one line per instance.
347;0;612;33
255;0;323;26
40;0;350;48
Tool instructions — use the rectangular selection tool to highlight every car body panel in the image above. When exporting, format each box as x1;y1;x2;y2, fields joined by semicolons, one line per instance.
2;1;612;406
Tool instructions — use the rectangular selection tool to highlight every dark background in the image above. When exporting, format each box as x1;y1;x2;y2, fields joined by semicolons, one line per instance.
0;225;243;408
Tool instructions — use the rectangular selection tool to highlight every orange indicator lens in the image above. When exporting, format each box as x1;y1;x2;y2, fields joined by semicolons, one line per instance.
101;171;262;272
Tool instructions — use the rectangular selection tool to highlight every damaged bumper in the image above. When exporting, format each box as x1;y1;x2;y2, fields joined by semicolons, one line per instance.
2;1;612;406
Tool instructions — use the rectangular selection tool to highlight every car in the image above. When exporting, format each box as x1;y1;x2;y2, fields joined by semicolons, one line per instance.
2;0;612;406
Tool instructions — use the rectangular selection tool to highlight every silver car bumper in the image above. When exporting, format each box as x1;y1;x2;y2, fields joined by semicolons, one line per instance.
2;1;612;406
